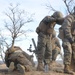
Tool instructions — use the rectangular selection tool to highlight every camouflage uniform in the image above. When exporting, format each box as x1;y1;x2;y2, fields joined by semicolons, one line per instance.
58;14;75;73
36;11;63;71
52;31;61;61
5;46;34;73
67;20;75;72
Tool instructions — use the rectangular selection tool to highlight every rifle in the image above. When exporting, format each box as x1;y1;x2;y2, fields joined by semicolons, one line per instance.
27;38;37;56
31;38;49;62
28;38;50;72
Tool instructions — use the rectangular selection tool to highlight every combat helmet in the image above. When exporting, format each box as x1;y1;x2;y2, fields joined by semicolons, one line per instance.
52;11;64;25
52;11;63;19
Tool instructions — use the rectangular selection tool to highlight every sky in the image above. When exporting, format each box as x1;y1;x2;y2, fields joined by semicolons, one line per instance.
0;0;65;61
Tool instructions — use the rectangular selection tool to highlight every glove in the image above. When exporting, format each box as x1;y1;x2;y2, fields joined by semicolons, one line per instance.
55;18;60;24
56;18;60;21
56;18;64;25
68;37;74;44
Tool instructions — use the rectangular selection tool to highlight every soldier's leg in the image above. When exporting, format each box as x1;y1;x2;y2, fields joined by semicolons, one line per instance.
16;53;33;72
44;37;52;70
17;64;25;75
22;51;35;66
62;42;73;74
37;43;45;71
71;43;75;71
37;35;46;71
8;62;15;72
52;49;59;61
72;43;75;62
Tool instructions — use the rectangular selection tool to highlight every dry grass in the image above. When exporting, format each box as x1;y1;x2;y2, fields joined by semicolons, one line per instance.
0;61;73;75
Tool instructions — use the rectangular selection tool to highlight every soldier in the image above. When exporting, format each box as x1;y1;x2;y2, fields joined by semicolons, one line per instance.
71;33;75;72
58;13;75;74
52;30;61;62
36;11;63;71
5;46;34;74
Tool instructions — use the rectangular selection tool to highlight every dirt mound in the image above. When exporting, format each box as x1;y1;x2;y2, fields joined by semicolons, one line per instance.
0;62;73;75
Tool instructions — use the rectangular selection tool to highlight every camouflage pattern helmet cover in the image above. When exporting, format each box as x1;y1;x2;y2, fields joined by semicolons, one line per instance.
52;11;63;19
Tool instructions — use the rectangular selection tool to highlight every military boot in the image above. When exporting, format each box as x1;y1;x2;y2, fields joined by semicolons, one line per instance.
44;59;52;71
64;64;74;74
8;62;15;72
37;61;44;71
17;64;25;75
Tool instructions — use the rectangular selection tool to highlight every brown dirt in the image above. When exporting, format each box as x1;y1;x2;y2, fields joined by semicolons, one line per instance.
0;62;74;75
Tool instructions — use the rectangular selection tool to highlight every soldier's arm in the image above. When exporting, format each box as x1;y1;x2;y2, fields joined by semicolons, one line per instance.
62;15;73;39
42;16;56;24
56;18;64;25
55;38;61;49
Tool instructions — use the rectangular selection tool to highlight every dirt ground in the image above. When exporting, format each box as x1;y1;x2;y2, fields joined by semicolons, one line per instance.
0;61;74;75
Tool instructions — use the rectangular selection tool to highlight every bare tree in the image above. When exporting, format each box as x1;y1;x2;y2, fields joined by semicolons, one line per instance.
62;0;75;14
0;4;34;62
46;0;75;14
0;35;6;62
4;4;34;47
45;1;56;12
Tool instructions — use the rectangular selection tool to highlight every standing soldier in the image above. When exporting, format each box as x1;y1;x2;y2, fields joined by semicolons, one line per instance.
58;13;75;74
71;21;75;72
52;30;61;62
36;11;63;71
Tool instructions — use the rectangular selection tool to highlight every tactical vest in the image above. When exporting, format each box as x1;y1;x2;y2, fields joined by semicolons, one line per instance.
36;16;56;35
